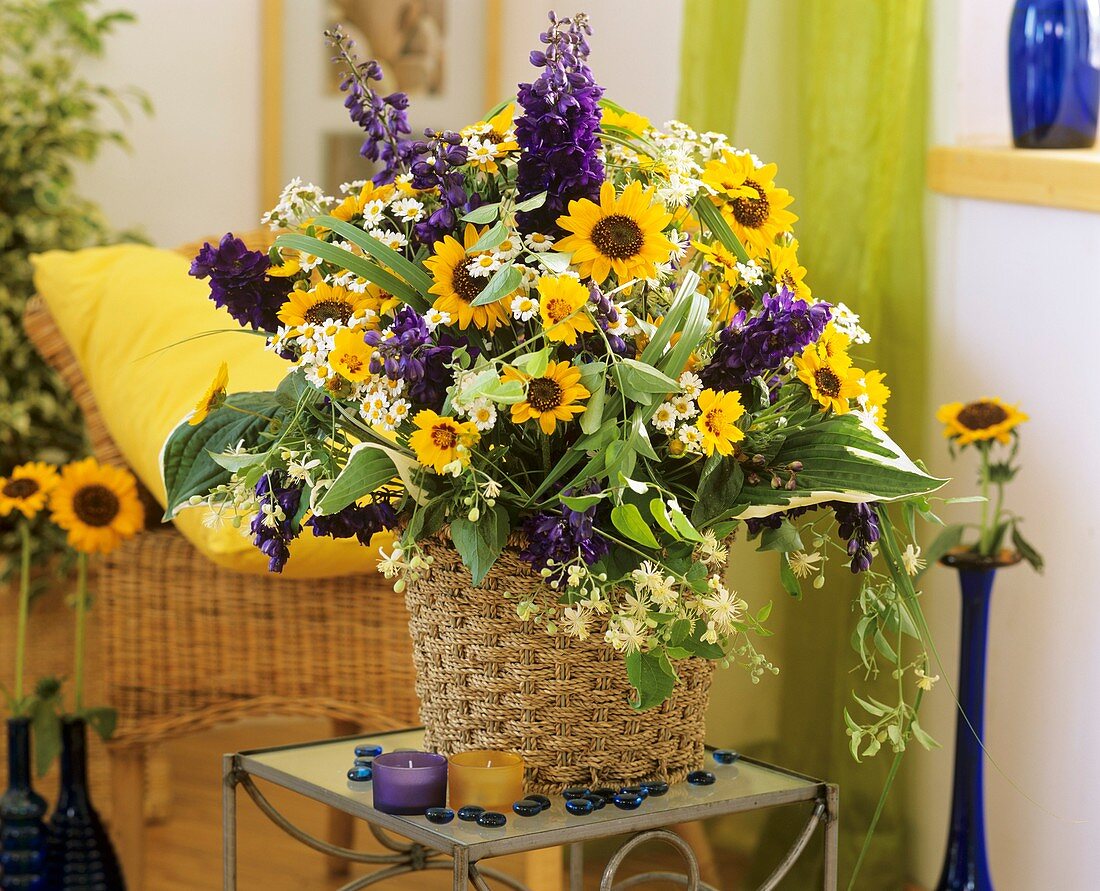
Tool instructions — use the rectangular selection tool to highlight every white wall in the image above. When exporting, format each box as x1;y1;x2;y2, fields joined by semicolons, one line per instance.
912;1;1100;888
76;0;262;247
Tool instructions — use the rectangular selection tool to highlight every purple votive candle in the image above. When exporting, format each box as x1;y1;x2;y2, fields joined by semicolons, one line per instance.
371;751;448;815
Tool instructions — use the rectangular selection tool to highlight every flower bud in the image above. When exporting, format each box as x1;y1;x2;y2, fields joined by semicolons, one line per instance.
468;507;480;522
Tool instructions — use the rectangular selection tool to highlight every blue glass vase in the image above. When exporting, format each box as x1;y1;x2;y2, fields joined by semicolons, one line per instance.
0;718;48;890
934;553;1020;891
1009;0;1100;148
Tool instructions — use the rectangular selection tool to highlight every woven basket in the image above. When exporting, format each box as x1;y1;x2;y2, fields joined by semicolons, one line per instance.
405;535;715;792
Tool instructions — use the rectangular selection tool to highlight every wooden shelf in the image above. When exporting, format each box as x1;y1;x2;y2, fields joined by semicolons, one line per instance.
927;143;1100;212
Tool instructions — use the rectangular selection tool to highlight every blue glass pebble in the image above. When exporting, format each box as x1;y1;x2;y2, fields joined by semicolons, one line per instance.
353;758;373;767
565;798;594;816
562;786;589;800
582;793;606;810
513;799;543;817
525;793;552;811
687;770;716;786
476;811;507;828
346;765;373;782
457;806;485;822
591;787;617;801
354;743;383;758
713;749;740;765
425;807;454;825
612;793;643;810
643;781;669;797
621;785;648;800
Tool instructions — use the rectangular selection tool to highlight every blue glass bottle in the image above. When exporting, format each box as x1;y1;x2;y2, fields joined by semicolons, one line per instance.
1009;0;1100;147
1;717;48;890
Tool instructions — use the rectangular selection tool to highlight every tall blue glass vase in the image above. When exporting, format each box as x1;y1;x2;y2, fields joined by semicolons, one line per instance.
934;553;1019;891
0;717;48;890
1009;0;1100;148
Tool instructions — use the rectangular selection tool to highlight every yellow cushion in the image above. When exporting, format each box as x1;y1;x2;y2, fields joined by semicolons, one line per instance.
31;243;390;578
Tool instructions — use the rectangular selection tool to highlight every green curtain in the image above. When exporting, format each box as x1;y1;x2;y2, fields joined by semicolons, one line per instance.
679;2;929;888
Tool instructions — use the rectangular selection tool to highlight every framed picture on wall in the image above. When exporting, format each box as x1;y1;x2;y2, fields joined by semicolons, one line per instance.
259;0;502;208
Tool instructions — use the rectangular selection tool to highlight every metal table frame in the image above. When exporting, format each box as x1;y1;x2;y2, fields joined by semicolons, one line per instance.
223;729;839;890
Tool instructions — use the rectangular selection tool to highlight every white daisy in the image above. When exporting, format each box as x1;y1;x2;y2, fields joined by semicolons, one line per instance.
388;398;411;424
679;372;703;400
491;234;522;261
369;227;407;251
465;398;497;432
424;308;452;331
360;199;387;227
390;197;425;222
651;402;677;434
671;395;697;420
524;231;555;252
510;294;539;322
677;425;704;453
467;254;501;278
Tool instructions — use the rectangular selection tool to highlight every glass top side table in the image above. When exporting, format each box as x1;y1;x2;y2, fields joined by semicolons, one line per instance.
223;727;838;890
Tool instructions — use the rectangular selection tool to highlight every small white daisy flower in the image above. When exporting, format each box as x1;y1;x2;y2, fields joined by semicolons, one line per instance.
510;294;539;322
369;228;408;251
424;308;452;331
467;254;501;278
524;231;555;252
671;395;697;420
466;398;497;432
390;197;425;222
679;371;704;400
651;402;677;434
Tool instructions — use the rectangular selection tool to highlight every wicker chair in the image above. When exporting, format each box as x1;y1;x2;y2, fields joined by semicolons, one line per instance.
23;234;421;887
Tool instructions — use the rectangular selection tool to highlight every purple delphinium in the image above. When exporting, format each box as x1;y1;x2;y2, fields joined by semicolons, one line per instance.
251;473;303;573
700;289;832;390
408;129;470;246
520;482;610;578
364;308;472;410
514;12;605;235
325;26;415;182
568;284;631;359
309;499;397;546
407;332;471;410
189;233;291;332
833;502;881;573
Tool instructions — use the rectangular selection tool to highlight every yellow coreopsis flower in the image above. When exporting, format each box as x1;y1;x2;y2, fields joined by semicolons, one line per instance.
0;462;60;520
936;398;1028;446
408;411;480;474
767;242;811;302
858;369;891;431
794;347;863;414
695;389;746;456
601;108;651;135
538;275;597;345
425;224;510;332
50;459;144;555
556;181;675;285
190;362;229;426
702;151;797;257
508;361;590;435
329;328;374;382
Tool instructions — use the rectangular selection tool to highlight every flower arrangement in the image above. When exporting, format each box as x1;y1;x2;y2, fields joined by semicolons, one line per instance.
165;13;946;723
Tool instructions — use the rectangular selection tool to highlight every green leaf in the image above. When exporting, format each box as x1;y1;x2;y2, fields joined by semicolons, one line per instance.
611;503;660;549
30;697;62;778
470;261;521;306
911;719;941;750
757;519;803;553
779;555;803;599
161;392;282;518
460;202;501;224
512;347;550;378
668;506;704;543
451;504;510;585
853;693;887;718
919;523;965;576
579;373;606;435
625;649;677;710
81;706;118;741
649;498;679;538
659;290;710;378
514;191;547;212
482;378;526;405
467;221;510;253
533;251;572;274
311;215;435;294
1012;524;1044;573
695;197;750;262
560;492;605;512
314;444;399;516
639;273;696;366
690;455;744;527
612;359;679;405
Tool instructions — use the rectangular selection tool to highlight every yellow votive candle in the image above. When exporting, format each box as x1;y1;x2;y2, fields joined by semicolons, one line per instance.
447;750;525;811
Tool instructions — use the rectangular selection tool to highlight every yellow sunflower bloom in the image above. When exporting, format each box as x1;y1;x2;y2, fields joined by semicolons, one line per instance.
0;462;60;520
278;282;374;328
408;410;480;474
556;181;676;285
266;256;301;278
695;389;746;456
50;459;144;555
702;151;797;257
425;224;510;331
794;347;863;414
190;362;229;426
809;324;853;371
509;361;591;435
858;369;891;431
538;275;597;345
767;242;811;302
936;398;1028;446
330;329;374;382
694;240;753;322
601;108;651;135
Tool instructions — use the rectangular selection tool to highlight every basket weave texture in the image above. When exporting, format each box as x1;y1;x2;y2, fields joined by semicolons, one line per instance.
406;535;715;793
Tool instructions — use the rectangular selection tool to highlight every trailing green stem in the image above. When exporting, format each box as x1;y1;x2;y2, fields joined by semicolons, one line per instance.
74;553;88;714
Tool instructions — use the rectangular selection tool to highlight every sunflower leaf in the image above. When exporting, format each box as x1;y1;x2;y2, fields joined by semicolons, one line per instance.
314;444;401;516
514;191;547;212
694;197;750;263
470;261;521;306
460;202;500;224
467;222;510;254
311;215;434;294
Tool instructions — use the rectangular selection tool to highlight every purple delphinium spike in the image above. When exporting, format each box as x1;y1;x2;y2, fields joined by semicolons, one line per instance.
520;481;610;578
189;233;291;332
407;129;470;246
251;472;303;573
308;499;397;546
514;12;605;234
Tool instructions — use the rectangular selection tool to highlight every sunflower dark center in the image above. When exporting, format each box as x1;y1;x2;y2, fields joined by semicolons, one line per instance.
590;214;645;259
305;299;355;325
451;263;488;303
3;478;39;499
731;179;770;229
814;367;842;398
957;401;1008;430
734;288;755;312
527;378;564;412
72;484;120;528
431;424;458;450
484;131;504;145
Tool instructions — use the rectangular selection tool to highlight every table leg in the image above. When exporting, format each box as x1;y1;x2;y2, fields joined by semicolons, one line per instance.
568;842;584;891
222;755;237;891
453;845;470;891
823;785;840;890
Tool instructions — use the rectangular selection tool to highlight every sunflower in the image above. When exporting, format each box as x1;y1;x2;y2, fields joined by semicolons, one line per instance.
190;362;229;426
509;361;591;435
556;181;676;285
329;328;374;382
50;459;143;555
601;108;651;135
936;398;1028;446
408;410;480;474
461;104;519;173
538;275;596;345
694;240;754;321
808;325;853;371
794;347;863;414
858;369;891;431
0;462;59;520
695;389;745;456
425;224;510;331
278;282;373;328
767;242;811;302
702;151;797;257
